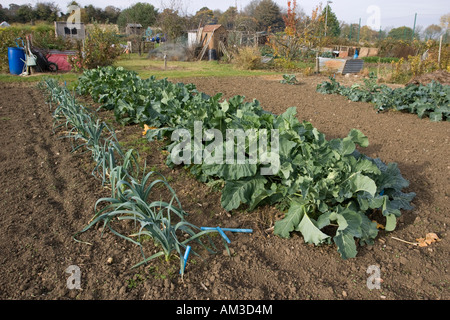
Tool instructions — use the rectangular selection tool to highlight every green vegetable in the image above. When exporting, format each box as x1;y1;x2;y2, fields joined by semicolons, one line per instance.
40;78;223;273
75;67;416;259
280;74;299;85
316;76;449;121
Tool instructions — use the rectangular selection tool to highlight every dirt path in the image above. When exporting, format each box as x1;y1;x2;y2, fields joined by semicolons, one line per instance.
0;74;449;301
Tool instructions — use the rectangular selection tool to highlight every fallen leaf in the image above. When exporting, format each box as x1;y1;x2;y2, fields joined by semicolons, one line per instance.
416;238;427;247
142;125;157;136
142;124;150;136
416;233;440;247
425;232;440;244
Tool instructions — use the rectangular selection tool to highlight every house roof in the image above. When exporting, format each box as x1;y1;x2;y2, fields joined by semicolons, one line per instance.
202;24;224;32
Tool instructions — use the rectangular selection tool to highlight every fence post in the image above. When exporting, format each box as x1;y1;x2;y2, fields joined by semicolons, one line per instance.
315;51;320;73
357;18;361;43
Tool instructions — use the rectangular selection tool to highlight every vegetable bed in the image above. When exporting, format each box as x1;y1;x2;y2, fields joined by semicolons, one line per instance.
316;76;450;121
75;66;416;259
1;76;448;300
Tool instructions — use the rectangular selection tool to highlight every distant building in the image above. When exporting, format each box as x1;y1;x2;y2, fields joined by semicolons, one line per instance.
187;29;200;48
126;23;143;36
54;21;86;40
187;24;228;60
200;24;227;51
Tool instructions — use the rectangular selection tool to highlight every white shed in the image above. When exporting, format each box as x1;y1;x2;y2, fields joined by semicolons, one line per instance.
187;30;200;48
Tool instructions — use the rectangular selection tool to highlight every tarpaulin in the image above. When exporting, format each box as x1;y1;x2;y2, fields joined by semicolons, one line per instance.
46;51;75;71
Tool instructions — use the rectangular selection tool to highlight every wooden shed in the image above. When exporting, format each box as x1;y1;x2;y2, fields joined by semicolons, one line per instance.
199;24;227;51
126;23;143;36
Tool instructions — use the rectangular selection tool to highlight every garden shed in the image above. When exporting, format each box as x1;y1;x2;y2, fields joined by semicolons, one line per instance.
199;24;227;51
126;23;143;35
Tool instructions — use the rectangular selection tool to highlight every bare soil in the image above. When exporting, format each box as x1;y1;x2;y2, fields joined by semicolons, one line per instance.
0;73;449;302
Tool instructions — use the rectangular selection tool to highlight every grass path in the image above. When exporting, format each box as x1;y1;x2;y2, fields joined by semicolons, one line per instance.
0;53;284;84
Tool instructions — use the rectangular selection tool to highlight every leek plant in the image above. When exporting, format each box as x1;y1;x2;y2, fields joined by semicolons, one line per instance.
39;78;222;274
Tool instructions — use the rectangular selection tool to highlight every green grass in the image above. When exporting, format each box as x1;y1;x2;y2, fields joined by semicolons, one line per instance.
293;60;316;69
361;56;400;64
0;53;284;84
114;54;283;79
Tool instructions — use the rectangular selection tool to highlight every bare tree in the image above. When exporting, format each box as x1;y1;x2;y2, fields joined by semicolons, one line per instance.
439;13;450;30
424;24;443;40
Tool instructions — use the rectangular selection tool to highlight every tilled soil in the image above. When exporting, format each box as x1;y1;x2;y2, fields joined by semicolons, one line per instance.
0;74;449;302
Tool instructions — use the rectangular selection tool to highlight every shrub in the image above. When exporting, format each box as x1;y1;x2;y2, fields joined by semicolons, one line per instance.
376;39;420;58
302;66;314;76
232;46;264;70
362;56;400;64
273;57;297;69
69;24;122;72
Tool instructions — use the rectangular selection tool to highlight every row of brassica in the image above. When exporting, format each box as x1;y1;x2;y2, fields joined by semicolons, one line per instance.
40;78;227;273
316;76;450;121
76;66;416;259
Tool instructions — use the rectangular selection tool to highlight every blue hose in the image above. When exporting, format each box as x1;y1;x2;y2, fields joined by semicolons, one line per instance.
201;227;253;233
180;245;191;274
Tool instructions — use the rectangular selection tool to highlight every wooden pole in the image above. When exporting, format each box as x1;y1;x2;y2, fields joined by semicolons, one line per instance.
357;18;361;43
377;57;380;79
438;35;443;68
315;51;320;73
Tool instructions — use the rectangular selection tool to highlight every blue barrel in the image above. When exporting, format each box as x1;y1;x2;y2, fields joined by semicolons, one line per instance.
8;47;26;75
208;49;217;61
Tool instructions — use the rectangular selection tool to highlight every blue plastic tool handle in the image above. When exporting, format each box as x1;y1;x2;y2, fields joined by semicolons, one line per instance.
15;38;25;48
216;227;231;244
180;245;191;274
201;227;253;233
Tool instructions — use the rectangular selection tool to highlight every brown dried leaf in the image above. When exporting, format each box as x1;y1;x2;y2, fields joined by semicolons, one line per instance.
416;238;427;247
416;233;440;247
425;232;440;244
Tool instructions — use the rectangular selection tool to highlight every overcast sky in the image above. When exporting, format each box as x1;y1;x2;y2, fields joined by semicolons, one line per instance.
1;0;448;29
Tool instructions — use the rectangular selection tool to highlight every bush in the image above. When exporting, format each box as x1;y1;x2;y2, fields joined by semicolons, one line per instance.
362;56;400;64
389;42;449;83
69;24;122;72
273;57;297;69
232;46;264;70
376;39;420;58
